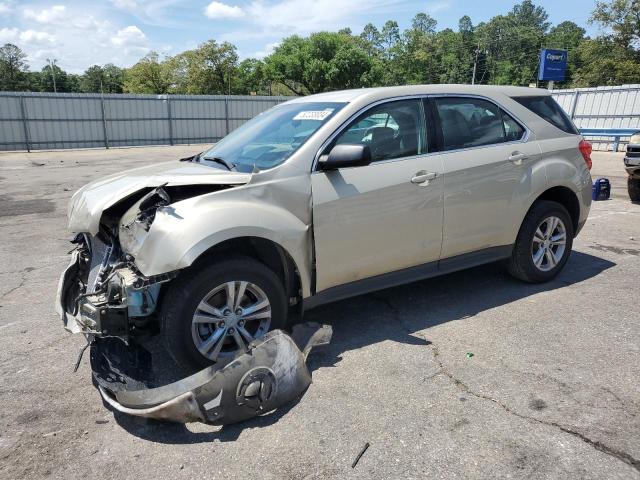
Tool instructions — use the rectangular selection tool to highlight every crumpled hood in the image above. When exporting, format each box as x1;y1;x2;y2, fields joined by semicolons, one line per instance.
68;160;252;235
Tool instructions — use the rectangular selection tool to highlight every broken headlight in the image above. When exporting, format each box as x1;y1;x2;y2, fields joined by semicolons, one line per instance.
119;186;170;256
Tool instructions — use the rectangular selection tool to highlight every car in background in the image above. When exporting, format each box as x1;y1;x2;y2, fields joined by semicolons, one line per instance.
625;131;640;202
57;85;593;370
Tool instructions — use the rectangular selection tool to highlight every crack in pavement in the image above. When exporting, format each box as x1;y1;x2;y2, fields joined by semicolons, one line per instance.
0;261;60;277
430;345;640;473
370;295;640;472
0;261;62;301
0;274;28;301
371;296;425;342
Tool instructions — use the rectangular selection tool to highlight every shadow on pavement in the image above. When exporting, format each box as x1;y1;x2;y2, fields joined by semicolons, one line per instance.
113;250;614;443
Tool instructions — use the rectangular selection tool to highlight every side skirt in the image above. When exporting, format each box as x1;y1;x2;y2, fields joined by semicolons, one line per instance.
303;245;512;311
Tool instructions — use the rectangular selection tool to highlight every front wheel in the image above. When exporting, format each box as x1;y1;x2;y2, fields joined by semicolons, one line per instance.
508;200;574;283
161;256;287;369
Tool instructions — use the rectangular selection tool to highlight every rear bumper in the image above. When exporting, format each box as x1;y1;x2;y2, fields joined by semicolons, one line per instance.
576;170;593;237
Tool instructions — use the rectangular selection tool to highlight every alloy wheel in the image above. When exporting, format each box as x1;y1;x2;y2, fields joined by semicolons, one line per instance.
191;281;272;362
531;215;567;272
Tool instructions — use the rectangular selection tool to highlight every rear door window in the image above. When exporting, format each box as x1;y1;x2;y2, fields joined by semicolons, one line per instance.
512;95;578;135
434;97;525;151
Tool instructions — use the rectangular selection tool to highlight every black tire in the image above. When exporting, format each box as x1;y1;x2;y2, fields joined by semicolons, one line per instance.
161;255;287;369
508;200;574;283
629;176;640;203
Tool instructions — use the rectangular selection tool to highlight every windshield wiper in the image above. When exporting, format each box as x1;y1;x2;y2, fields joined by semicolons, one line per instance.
179;151;202;162
202;156;236;171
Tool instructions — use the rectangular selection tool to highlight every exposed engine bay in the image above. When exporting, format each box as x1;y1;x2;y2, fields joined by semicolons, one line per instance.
57;184;230;343
57;181;329;425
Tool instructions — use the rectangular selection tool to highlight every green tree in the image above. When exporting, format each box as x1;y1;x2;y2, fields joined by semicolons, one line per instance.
544;21;587;86
435;28;474;84
475;1;550;85
39;63;82;92
412;13;437;34
80;65;103;92
591;0;640;48
380;20;402;59
394;14;439;85
102;64;125;93
511;0;550;31
235;58;267;94
123;53;172;94
572;37;640;86
360;23;383;56
0;43;29;91
80;64;124;93
458;15;474;37
265;32;381;94
546;21;586;50
172;41;239;94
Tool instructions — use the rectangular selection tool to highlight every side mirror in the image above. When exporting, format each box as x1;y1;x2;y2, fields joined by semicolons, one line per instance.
318;144;372;170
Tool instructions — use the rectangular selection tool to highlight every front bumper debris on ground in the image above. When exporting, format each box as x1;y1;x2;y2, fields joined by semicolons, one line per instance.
90;322;332;425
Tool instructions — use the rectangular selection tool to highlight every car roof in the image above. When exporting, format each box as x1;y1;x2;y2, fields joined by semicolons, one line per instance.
286;84;549;104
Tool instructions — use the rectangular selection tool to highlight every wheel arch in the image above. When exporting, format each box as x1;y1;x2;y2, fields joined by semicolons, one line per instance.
527;185;581;236
189;236;303;305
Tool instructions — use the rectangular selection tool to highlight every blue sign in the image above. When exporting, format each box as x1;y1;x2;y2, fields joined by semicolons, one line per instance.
539;49;568;81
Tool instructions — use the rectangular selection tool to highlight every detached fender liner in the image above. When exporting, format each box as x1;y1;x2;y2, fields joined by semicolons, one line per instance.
91;323;332;425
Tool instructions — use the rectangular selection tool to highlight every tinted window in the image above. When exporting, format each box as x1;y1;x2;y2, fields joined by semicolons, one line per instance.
502;111;526;141
332;99;426;161
512;95;578;134
435;97;524;151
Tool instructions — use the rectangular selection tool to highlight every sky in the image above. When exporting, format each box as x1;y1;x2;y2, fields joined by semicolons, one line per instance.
0;0;603;74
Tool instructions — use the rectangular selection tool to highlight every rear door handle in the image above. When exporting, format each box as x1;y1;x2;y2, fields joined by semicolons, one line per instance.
508;152;527;165
411;171;438;184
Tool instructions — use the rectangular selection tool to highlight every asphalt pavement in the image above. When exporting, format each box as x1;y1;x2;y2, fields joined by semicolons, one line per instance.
0;146;638;479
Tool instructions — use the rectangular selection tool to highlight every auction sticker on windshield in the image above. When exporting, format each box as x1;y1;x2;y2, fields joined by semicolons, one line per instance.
293;109;334;121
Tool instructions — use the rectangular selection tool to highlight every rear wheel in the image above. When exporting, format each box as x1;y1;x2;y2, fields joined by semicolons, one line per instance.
628;176;640;202
508;200;574;283
161;256;287;369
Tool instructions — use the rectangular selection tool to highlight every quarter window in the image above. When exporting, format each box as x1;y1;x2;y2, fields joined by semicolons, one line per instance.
502;111;525;141
512;95;578;135
434;97;525;151
331;99;426;162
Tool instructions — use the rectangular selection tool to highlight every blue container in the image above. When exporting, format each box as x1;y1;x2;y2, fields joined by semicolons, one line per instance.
592;178;611;201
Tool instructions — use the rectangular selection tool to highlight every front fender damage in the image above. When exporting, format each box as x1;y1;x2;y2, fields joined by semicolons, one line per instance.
91;323;332;425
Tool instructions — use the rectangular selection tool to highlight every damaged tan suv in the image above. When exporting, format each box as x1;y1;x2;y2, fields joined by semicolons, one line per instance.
57;85;593;369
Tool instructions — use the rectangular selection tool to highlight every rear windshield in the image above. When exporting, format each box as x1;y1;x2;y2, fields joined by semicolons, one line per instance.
512;95;578;135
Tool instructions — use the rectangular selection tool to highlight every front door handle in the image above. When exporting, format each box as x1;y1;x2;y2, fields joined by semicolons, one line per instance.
411;171;438;184
508;152;527;165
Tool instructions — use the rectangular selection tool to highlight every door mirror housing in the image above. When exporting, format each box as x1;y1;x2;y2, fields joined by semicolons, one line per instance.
318;144;372;170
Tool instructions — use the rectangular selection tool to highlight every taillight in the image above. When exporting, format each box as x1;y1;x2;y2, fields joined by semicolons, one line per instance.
579;139;592;170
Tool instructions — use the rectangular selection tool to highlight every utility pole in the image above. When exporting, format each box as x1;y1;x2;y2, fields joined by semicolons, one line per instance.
471;44;480;85
47;58;57;93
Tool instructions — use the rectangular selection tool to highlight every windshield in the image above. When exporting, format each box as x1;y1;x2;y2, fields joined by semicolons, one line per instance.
201;101;346;172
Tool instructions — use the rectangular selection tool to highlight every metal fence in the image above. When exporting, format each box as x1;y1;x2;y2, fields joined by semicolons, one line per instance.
0;92;292;151
552;84;640;151
2;86;639;152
